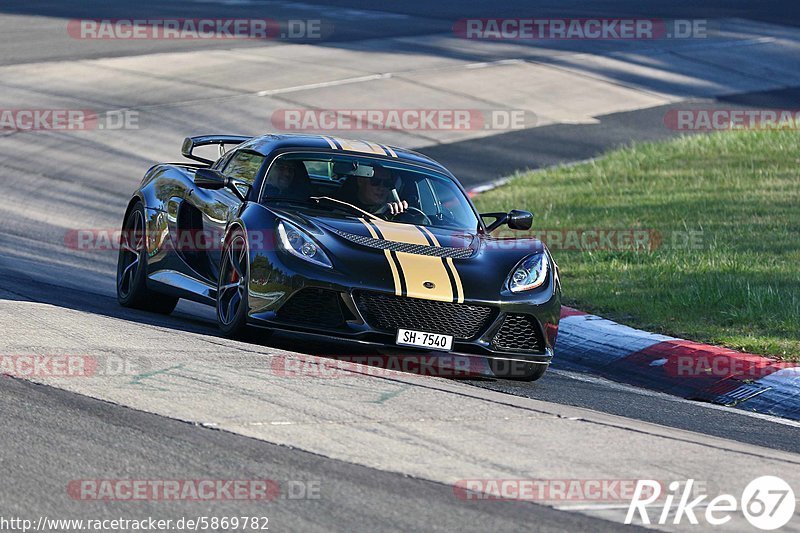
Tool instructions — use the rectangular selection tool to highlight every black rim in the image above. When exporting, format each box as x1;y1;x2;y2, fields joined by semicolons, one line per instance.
218;234;248;326
117;209;144;298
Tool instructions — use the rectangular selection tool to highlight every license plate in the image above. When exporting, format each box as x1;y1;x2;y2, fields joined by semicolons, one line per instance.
396;328;454;351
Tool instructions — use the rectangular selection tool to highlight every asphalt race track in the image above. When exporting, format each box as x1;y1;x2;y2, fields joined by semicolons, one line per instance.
1;1;799;531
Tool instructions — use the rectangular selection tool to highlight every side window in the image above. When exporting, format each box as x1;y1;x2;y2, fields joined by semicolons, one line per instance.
222;150;266;185
212;149;235;170
417;178;437;215
426;177;478;229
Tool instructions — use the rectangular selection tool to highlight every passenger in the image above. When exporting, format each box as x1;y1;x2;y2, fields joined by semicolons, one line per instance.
264;159;310;199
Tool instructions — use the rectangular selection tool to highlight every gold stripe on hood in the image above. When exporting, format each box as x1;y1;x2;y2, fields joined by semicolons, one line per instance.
370;220;454;302
359;219;401;296
419;226;464;303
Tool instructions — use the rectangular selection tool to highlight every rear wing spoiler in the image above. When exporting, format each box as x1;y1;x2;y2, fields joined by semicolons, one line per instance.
181;135;253;165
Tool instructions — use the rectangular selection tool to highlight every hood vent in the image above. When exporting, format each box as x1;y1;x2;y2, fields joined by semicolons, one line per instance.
330;228;474;259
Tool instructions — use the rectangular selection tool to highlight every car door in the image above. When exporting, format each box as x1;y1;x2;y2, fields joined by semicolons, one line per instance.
183;149;266;282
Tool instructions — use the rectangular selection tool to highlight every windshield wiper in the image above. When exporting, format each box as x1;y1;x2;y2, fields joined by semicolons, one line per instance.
263;197;313;205
309;196;376;220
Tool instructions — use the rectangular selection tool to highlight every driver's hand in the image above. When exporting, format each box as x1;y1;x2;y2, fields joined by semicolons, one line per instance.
387;200;408;215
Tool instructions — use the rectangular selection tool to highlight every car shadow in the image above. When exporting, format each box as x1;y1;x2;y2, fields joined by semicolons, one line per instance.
0;265;503;382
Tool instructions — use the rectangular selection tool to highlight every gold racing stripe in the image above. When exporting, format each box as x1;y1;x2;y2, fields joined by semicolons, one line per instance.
322;135;397;157
378;143;398;158
320;135;338;149
419;226;464;303
333;137;387;155
363;140;390;156
445;257;464;303
371;220;454;302
359;219;401;296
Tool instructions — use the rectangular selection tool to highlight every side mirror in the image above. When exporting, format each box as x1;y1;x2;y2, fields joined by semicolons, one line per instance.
194;168;248;201
194;168;227;189
482;209;533;233
507;209;533;230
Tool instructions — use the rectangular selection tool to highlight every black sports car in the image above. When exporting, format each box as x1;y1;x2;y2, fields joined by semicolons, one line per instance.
117;134;560;380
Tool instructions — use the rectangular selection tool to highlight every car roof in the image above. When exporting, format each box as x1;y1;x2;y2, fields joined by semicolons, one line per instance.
242;134;452;175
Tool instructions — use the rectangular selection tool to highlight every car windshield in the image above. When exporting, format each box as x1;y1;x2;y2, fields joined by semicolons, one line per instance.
260;152;481;231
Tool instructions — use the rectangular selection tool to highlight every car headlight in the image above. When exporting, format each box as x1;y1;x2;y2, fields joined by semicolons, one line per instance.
507;252;549;292
277;220;332;268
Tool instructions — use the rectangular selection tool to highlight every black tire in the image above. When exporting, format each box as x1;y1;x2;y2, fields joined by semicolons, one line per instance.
117;202;179;314
217;229;251;338
489;359;548;382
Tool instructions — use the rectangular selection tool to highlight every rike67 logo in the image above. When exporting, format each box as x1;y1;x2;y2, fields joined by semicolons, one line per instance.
626;476;795;530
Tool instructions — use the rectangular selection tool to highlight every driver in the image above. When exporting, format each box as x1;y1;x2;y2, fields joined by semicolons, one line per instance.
354;166;408;216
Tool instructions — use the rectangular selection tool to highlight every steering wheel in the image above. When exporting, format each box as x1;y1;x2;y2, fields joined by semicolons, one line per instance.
389;207;432;225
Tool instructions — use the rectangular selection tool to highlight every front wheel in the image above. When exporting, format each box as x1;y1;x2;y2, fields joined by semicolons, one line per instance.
217;230;251;338
117;202;178;314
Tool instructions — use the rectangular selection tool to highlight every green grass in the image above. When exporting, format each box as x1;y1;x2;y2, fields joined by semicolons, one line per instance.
473;129;800;360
